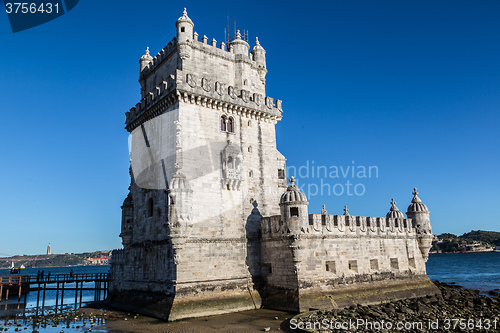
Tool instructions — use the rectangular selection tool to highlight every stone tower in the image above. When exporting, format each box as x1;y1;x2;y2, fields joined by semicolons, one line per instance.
406;188;433;261
110;8;287;321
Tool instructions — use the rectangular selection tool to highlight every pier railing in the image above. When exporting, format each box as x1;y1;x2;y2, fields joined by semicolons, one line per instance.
1;273;109;313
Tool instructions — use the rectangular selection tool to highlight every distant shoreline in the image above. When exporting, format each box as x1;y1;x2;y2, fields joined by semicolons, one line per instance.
429;250;500;255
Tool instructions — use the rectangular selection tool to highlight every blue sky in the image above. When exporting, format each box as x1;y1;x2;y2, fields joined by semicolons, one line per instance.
1;0;499;255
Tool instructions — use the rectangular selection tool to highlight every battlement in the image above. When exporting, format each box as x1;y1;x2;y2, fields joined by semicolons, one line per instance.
261;214;415;238
139;38;178;79
126;68;282;131
139;33;265;79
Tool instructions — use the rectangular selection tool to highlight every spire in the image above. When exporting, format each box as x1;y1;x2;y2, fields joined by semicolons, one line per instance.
235;30;242;40
177;7;193;25
412;188;422;203
343;205;350;216
289;176;296;185
322;204;327;215
387;198;404;219
140;47;152;60
390;198;400;212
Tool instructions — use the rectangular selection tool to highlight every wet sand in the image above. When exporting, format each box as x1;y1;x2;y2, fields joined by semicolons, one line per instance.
83;308;296;333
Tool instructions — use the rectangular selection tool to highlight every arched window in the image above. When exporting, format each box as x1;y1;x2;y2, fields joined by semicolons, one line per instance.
227;156;233;169
147;198;154;217
248;146;252;153
227;117;234;133
234;158;240;170
220;116;227;131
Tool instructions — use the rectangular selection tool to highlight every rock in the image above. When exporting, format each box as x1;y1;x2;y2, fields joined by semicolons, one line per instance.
262;327;271;332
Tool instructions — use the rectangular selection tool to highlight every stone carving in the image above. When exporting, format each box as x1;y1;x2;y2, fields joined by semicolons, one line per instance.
201;77;211;92
241;89;249;103
215;81;224;95
265;96;273;109
276;99;282;111
186;73;196;88
254;93;261;106
228;86;236;99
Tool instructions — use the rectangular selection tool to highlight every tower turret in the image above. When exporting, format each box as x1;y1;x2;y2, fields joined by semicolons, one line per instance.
406;188;432;261
280;177;309;233
120;193;134;246
386;198;404;219
175;8;194;43
139;47;153;72
229;30;250;55
251;37;267;83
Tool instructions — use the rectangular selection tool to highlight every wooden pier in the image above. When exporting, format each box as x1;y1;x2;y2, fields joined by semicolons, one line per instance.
0;276;29;310
0;273;109;313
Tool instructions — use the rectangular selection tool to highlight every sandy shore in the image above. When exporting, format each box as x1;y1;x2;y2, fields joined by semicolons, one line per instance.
81;307;296;333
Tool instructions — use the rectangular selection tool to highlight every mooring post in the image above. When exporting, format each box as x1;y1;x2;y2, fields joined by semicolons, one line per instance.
0;280;4;305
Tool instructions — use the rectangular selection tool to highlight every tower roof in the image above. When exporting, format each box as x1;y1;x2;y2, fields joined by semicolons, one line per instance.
140;47;153;62
251;37;265;53
176;8;193;26
386;198;404;219
280;177;307;204
407;188;429;213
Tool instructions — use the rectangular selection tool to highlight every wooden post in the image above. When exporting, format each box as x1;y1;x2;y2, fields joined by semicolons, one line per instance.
36;279;41;316
4;288;9;310
55;281;59;312
17;276;22;310
74;280;78;310
61;280;65;308
79;280;83;307
42;278;47;312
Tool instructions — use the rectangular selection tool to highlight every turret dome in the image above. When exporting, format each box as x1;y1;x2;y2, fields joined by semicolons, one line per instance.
407;188;429;213
280;177;307;204
140;47;153;62
251;37;265;53
176;8;193;27
386;198;404;219
170;172;191;190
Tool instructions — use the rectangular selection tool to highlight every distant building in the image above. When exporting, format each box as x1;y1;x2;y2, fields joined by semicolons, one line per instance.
46;243;51;255
85;255;111;265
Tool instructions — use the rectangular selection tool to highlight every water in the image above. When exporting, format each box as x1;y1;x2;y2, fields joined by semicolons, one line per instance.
1;265;110;332
0;265;110;309
426;251;500;292
0;254;499;332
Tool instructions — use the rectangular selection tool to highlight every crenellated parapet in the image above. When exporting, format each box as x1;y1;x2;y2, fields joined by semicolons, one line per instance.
261;213;415;240
126;68;282;131
139;38;178;79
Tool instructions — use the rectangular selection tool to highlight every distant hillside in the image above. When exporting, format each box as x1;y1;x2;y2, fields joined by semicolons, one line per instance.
431;230;500;253
0;251;112;268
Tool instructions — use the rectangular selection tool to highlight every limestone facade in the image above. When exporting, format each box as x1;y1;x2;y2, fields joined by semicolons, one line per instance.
110;9;437;320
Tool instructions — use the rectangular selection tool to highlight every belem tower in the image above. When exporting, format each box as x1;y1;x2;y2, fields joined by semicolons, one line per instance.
109;9;439;321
